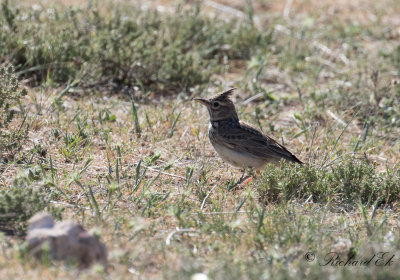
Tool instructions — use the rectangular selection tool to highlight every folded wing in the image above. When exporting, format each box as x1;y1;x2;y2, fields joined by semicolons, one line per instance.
214;122;303;164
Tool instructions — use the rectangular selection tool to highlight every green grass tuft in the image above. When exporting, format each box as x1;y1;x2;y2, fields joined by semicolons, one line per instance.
0;171;62;235
256;158;400;208
0;64;28;159
0;2;271;94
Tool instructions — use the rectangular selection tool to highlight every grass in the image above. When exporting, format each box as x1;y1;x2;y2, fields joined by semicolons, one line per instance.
0;65;28;158
0;0;270;95
256;159;400;208
0;171;62;236
0;0;400;279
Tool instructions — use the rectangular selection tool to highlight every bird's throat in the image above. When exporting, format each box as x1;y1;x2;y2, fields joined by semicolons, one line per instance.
210;117;239;129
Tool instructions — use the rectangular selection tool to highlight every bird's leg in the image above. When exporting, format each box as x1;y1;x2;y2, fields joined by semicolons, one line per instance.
239;168;255;185
249;168;263;177
227;169;250;191
228;168;258;190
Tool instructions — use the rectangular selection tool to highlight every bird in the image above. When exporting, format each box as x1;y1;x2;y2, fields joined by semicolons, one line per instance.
194;88;303;170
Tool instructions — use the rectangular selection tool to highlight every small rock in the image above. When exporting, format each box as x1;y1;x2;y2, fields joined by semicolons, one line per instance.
28;212;54;230
27;212;107;269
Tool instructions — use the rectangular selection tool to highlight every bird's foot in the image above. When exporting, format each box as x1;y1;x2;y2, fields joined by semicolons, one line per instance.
241;176;253;185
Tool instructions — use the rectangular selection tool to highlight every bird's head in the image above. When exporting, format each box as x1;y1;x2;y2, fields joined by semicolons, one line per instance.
194;88;238;122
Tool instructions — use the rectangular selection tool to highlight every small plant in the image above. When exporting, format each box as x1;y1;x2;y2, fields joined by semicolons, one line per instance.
255;158;400;208
0;3;271;94
0;171;61;235
0;65;28;158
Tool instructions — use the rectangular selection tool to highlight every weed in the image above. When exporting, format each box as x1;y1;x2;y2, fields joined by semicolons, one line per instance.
1;2;271;94
0;65;28;159
0;171;61;235
1;1;400;279
255;158;400;208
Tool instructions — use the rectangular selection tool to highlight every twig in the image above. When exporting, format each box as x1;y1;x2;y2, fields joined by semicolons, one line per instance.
205;0;246;18
165;228;200;246
304;195;313;205
141;165;186;180
194;211;249;215
119;162;187;180
242;93;264;105
283;0;293;19
327;110;346;126
0;213;18;218
200;185;217;210
50;200;90;210
313;41;350;65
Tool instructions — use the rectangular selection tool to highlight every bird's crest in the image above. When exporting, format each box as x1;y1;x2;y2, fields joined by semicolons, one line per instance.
212;88;236;101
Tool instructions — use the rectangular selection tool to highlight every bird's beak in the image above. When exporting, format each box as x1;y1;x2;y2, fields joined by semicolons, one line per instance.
193;98;210;106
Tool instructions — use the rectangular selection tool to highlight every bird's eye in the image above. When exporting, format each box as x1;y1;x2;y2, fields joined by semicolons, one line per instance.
212;101;220;108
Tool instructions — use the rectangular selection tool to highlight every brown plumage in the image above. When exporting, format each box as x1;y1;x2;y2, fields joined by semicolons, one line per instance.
194;88;302;169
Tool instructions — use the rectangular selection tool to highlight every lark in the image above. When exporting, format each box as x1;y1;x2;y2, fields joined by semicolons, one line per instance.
194;88;303;170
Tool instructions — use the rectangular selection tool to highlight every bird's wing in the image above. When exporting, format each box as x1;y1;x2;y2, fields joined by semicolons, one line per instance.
214;122;302;164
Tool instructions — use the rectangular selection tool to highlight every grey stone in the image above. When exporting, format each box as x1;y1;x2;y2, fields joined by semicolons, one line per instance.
27;212;107;269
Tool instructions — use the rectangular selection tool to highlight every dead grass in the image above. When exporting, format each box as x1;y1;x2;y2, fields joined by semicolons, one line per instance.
1;0;400;279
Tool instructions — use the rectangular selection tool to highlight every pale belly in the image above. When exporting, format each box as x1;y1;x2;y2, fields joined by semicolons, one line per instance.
210;141;266;169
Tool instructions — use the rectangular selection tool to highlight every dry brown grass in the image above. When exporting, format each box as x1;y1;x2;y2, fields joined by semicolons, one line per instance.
1;0;400;279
